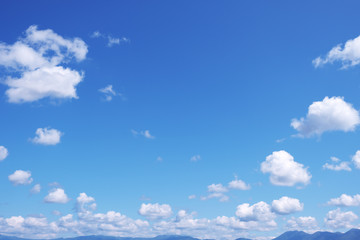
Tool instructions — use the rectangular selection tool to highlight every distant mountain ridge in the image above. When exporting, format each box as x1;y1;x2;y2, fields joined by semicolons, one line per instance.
1;229;360;240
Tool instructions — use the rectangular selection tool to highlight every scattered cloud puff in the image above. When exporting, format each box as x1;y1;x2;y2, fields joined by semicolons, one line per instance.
44;188;70;204
286;216;319;233
0;146;9;161
190;155;201;162
313;35;360;69
98;85;121;101
8;170;33;185
235;201;275;222
31;127;62;145
228;178;251;190
138;203;173;221
91;31;130;47
30;184;41;194
323;156;351;171
328;194;360;207
201;183;229;202
0;25;87;103
291;97;360;137
271;196;303;215
352;150;360;169
131;129;155;139
261;150;311;187
324;208;358;229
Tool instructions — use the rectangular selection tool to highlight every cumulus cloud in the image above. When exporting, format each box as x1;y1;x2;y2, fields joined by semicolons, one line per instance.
352;150;360;169
31;127;62;145
91;31;130;47
8;170;33;185
0;25;87;103
30;184;41;194
313;35;360;69
286;216;318;233
291;97;360;137
138;203;173;220
328;194;360;207
261;150;311;187
0;146;8;161
190;155;201;162
271;196;303;215
323;161;351;171
324;208;358;229
98;85;121;101
76;192;96;213
201;184;229;202
228;178;250;190
44;188;70;204
235;201;275;222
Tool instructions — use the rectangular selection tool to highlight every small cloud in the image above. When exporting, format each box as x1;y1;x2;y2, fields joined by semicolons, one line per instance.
31;127;63;145
276;138;286;143
30;184;41;194
8;170;33;185
44;188;70;204
156;156;163;162
0;146;9;161
323;157;351;171
228;177;250;190
188;195;196;200
190;155;201;162
131;129;155;139
98;85;121;101
91;31;130;47
138;203;173;220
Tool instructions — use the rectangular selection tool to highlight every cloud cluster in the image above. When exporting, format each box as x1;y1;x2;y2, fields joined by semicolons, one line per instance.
328;194;360;207
31;127;62;145
201;178;250;202
324;208;358;229
286;216;319;233
323;156;351;171
313;35;360;68
261;150;311;187
8;170;33;185
0;25;87;103
138;203;173;220
291;97;360;137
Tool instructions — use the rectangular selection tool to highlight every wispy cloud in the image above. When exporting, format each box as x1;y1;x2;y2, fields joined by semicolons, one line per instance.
131;129;155;139
91;31;130;47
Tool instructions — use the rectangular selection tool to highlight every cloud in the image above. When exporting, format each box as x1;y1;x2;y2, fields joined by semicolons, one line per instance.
44;188;70;204
291;97;360;137
76;193;96;213
328;194;360;207
352;150;360;169
131;129;155;139
0;25;87;103
201;184;229;202
0;146;9;161
8;170;33;185
323;161;351;171
228;178;250;190
208;183;228;193
235;201;275;222
271;196;303;215
98;85;120;101
324;208;358;229
138;203;173;220
286;216;319;233
190;155;201;162
91;31;130;47
31;127;62;145
30;184;41;194
188;195;196;200
313;35;360;69
261;150;311;187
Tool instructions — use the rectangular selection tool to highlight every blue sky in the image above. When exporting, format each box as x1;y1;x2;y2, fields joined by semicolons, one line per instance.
2;1;360;239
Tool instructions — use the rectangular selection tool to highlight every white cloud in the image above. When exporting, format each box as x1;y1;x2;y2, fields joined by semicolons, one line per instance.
271;196;303;215
323;162;351;171
0;146;8;161
30;184;41;194
0;25;87;103
44;188;70;204
188;195;196;200
98;85;120;101
76;193;96;212
138;203;173;220
190;154;201;162
328;194;360;207
235;202;275;222
208;183;228;193
313;35;360;69
261;150;311;187
352;150;360;169
286;216;318;233
131;129;155;139
8;170;33;185
228;178;250;190
201;184;229;202
291;97;360;137
31;127;62;145
324;208;358;229
91;31;130;47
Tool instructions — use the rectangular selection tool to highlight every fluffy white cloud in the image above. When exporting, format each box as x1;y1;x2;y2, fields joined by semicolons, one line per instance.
0;146;8;161
44;188;70;204
0;25;87;103
291;97;360;137
30;184;41;194
190;155;201;162
352;150;360;169
313;35;360;68
261;150;311;187
324;208;358;229
8;170;33;185
271;196;303;215
235;202;275;222
201;183;229;202
99;85;120;101
76;193;96;213
286;216;318;233
138;203;173;220
228;178;250;190
328;194;360;207
323;162;351;171
208;183;228;193
31;127;62;145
